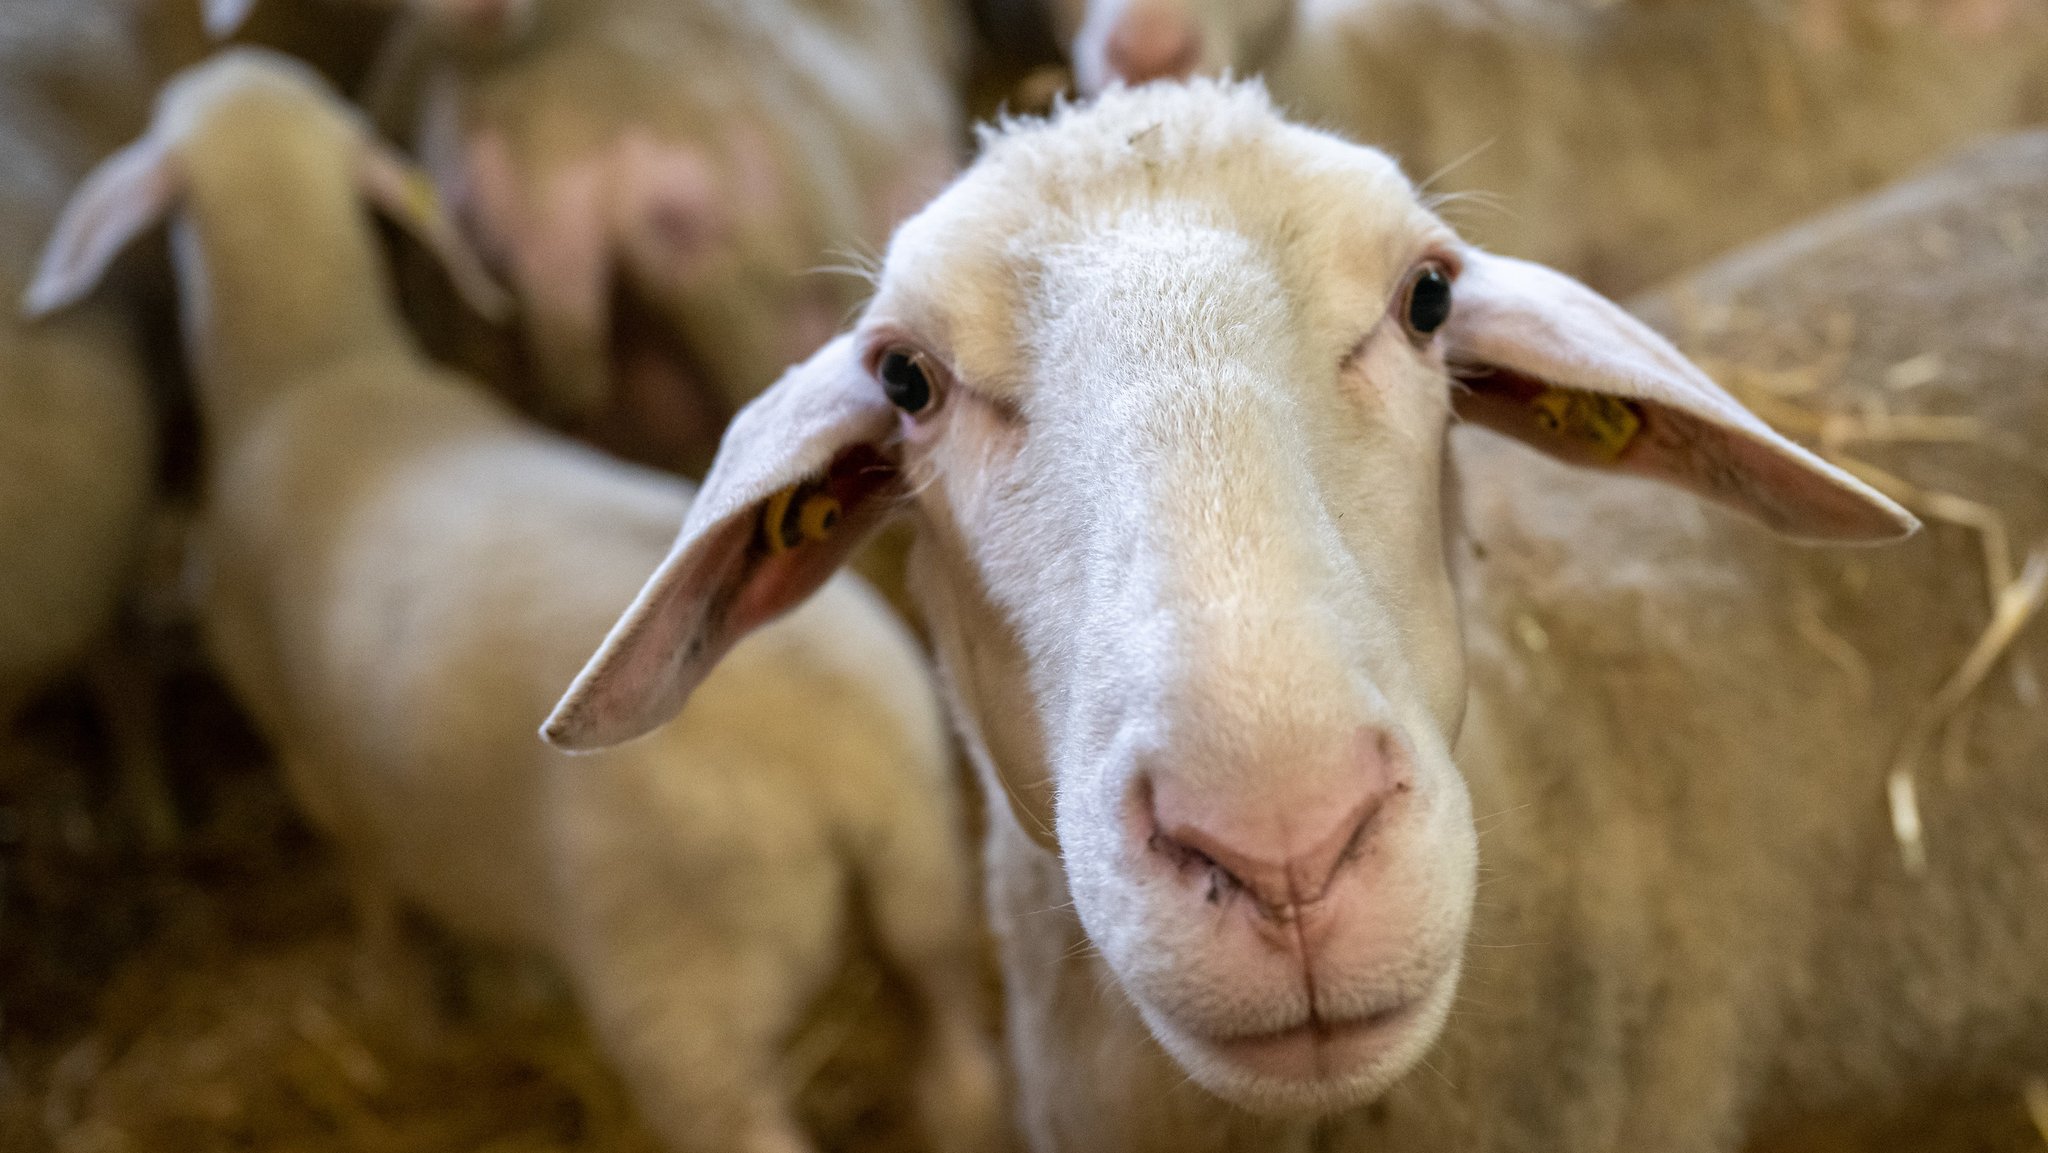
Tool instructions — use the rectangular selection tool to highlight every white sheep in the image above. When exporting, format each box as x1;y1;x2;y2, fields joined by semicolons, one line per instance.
546;81;2048;1151
1051;0;2048;295
1;2;163;734
28;48;1006;1153
216;0;968;476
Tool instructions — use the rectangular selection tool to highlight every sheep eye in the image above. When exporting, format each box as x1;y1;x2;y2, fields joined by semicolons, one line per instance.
1405;265;1453;337
879;349;934;414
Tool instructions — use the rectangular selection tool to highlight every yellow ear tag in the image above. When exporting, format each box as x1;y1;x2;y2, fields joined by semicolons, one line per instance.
1529;388;1644;462
761;483;842;555
798;494;842;542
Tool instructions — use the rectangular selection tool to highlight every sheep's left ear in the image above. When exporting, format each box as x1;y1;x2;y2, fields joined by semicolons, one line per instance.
23;134;181;317
1446;250;1916;542
358;140;513;321
203;0;258;38
543;334;904;751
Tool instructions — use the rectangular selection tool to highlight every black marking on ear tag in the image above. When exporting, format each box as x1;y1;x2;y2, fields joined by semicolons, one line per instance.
1529;388;1644;462
760;482;840;555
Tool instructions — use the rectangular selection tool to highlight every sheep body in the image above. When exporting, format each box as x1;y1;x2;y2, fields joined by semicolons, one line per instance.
0;0;161;722
37;50;1001;1153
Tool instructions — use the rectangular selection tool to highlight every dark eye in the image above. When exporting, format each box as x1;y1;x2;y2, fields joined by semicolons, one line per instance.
879;348;934;414
1405;265;1453;337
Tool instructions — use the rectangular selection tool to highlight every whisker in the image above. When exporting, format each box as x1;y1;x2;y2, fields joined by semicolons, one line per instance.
1416;137;1499;196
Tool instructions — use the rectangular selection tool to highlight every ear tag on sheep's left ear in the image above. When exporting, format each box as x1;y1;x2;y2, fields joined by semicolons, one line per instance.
761;481;843;555
751;442;899;557
1528;386;1643;462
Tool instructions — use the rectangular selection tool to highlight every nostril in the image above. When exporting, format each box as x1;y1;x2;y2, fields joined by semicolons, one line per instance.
1139;726;1413;914
1106;6;1205;85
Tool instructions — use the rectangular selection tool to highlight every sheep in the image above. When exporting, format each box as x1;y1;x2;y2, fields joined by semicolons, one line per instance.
0;2;163;738
1;0;398;814
205;0;968;475
544;80;2048;1152
27;48;1006;1153
1049;0;2048;296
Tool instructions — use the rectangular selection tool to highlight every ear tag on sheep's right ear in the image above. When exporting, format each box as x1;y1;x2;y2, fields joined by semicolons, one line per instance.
1528;386;1644;462
761;481;843;555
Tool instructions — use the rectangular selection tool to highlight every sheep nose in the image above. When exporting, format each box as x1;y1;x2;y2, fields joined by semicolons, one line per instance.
1141;728;1410;922
1106;4;1205;85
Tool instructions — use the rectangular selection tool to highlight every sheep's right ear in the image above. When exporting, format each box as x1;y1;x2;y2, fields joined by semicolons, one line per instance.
23;136;181;318
203;0;258;39
543;334;905;751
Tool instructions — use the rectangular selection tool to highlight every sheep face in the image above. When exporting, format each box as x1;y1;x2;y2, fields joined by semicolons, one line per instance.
868;89;1476;1117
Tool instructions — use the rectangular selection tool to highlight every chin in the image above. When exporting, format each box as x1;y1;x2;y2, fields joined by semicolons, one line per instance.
1137;963;1461;1119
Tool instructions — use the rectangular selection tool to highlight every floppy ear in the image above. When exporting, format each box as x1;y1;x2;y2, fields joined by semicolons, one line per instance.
23;136;181;318
1446;250;1916;542
203;0;258;38
358;140;513;321
543;334;904;750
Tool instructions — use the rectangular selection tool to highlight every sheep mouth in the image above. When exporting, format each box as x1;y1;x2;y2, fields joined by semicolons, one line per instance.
1134;961;1463;1115
1195;999;1420;1083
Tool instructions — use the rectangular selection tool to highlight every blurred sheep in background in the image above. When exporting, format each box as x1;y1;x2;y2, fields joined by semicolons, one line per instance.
26;48;1006;1153
0;0;169;847
217;0;967;476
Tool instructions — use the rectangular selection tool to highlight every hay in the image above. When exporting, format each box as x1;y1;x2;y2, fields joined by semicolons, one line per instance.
1884;543;2048;875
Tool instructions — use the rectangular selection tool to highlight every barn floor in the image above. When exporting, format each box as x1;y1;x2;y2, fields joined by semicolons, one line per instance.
0;639;931;1153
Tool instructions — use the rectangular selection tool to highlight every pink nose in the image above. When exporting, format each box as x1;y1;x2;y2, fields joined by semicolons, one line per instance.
1142;728;1409;929
1106;5;1205;85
